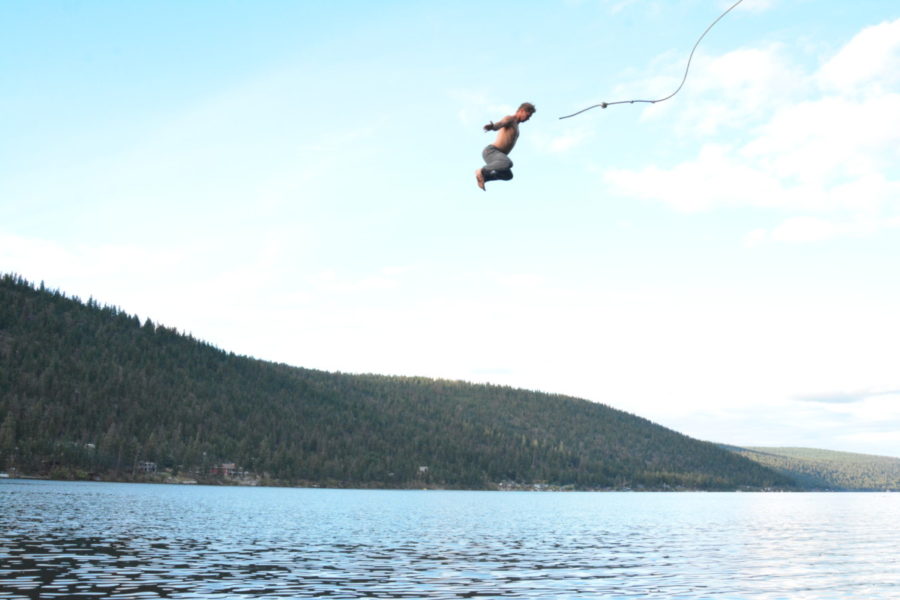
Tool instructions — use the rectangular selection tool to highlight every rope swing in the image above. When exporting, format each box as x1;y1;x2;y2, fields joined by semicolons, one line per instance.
559;0;747;120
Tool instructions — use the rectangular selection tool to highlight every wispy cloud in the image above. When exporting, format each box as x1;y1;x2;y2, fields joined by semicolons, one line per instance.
798;389;900;405
532;128;594;154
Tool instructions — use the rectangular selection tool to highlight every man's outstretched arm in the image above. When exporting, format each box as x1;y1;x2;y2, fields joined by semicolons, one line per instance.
483;116;513;131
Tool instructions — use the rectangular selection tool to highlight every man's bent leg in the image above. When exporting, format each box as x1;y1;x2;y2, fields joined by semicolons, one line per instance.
483;145;513;171
481;145;514;183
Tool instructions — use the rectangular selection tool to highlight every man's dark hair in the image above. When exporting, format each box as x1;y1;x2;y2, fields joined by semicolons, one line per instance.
518;102;536;114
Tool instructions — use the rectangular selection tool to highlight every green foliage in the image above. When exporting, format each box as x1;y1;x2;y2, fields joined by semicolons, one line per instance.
0;273;795;490
730;446;900;491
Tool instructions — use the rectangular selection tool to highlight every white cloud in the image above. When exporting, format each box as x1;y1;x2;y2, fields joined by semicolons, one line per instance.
602;18;900;243
798;388;900;405
744;94;900;185
826;394;900;422
817;19;900;94
762;216;841;243
311;268;407;294
548;131;593;153
532;128;594;154
497;273;545;290
734;0;777;13
0;230;299;341
667;393;900;456
745;215;900;246
812;393;900;454
600;0;655;17
0;233;183;292
652;44;804;135
604;143;785;212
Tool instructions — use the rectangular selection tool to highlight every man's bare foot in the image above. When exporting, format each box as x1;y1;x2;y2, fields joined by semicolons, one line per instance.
475;169;485;191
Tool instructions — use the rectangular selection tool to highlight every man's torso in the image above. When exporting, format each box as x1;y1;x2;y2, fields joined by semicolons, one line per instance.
491;117;519;154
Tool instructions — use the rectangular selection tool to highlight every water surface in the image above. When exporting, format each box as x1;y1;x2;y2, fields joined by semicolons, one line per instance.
1;480;898;598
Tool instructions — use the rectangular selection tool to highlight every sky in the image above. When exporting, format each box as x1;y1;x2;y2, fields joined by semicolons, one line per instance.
2;0;900;458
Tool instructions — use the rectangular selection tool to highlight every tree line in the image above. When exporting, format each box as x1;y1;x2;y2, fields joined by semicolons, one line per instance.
734;446;900;491
1;273;796;490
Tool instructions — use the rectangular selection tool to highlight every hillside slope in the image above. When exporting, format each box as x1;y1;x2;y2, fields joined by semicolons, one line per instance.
731;446;900;491
0;274;794;490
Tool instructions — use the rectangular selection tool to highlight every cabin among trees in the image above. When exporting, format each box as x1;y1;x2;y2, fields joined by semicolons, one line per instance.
210;462;243;478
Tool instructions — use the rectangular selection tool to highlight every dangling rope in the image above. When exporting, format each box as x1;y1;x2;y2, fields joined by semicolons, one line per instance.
559;0;746;119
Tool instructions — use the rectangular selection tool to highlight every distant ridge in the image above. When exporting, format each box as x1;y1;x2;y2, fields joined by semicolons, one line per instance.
1;273;794;490
728;446;900;491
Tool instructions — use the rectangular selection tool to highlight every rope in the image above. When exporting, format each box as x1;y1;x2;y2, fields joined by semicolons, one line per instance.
559;0;746;119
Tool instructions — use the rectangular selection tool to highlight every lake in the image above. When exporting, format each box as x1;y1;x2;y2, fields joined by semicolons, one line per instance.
1;480;898;599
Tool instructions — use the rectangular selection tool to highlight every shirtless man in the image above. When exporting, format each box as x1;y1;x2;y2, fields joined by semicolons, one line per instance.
475;102;536;190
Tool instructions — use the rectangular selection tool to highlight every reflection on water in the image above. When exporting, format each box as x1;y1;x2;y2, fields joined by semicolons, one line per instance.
1;480;899;599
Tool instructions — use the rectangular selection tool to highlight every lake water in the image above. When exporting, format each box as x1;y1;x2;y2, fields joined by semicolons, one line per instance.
1;480;899;599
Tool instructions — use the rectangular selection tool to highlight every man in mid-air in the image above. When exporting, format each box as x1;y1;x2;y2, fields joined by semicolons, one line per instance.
475;102;535;190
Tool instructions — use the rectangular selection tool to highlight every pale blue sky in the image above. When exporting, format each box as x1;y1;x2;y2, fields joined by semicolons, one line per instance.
3;1;900;457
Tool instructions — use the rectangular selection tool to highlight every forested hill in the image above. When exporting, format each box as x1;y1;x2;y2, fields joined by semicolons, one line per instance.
0;274;795;490
732;446;900;491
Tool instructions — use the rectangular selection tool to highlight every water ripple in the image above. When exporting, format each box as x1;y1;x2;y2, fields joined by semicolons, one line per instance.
2;481;900;599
